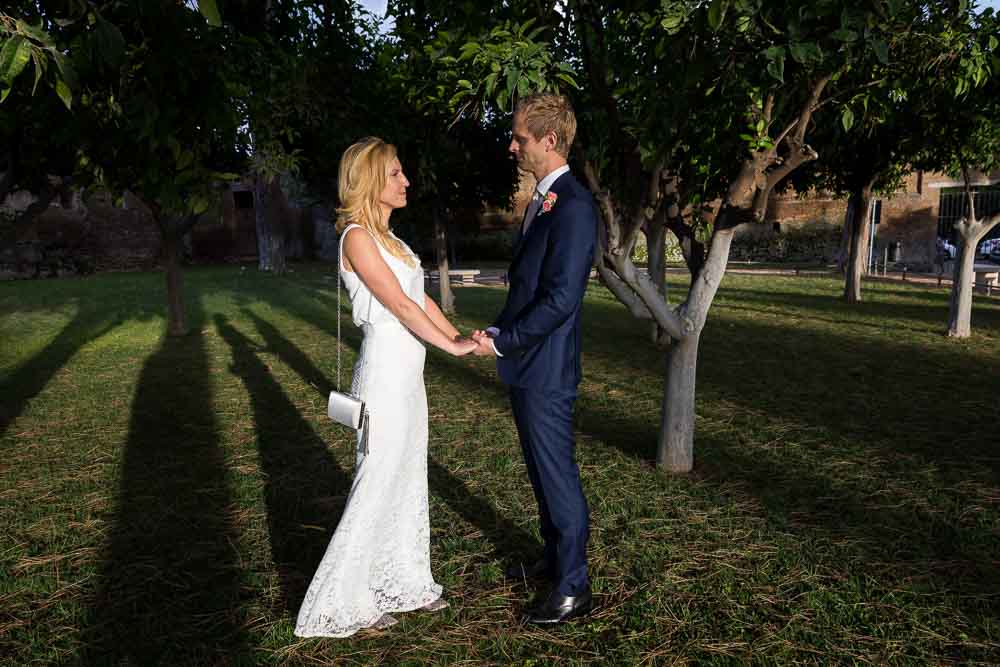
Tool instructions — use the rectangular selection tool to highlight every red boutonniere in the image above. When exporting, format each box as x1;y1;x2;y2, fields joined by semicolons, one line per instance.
540;191;558;213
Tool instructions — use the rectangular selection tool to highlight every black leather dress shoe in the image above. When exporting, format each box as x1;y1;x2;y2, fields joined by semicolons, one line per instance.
505;559;553;581
524;587;593;625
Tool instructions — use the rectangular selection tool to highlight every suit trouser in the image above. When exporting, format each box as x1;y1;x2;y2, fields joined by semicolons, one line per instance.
509;386;590;596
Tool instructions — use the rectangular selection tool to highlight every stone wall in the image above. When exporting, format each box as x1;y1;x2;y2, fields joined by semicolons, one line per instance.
0;190;161;280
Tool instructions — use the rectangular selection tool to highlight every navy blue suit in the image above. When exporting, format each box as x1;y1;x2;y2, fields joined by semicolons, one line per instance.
492;170;596;596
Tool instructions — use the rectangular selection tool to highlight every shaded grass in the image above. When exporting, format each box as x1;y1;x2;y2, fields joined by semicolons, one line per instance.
1;263;998;664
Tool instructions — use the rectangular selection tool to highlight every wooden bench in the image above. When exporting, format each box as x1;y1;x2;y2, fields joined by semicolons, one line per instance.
426;269;481;285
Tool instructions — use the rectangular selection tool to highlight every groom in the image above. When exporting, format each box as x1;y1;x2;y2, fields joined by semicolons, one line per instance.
472;93;597;624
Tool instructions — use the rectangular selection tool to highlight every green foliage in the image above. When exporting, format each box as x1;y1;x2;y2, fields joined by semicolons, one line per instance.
415;18;577;119
0;12;77;109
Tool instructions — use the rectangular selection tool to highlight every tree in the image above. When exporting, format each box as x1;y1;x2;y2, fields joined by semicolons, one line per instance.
0;7;82;226
426;0;938;471
910;6;1000;337
791;2;999;305
388;7;528;313
2;1;242;336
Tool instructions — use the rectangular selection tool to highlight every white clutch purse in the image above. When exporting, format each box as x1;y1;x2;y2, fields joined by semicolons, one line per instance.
328;390;369;455
328;390;364;429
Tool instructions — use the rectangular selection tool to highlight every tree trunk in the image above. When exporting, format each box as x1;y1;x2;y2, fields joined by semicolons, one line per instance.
265;175;288;275
836;198;854;273
844;185;875;304
254;177;271;271
644;221;668;345
947;226;979;338
947;214;1000;338
161;221;187;337
433;206;455;314
656;217;739;472
269;228;287;275
658;330;700;472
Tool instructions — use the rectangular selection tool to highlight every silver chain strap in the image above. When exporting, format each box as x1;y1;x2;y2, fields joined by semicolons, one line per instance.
337;237;343;393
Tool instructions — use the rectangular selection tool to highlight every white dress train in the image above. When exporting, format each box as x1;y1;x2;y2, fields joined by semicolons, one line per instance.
294;224;442;638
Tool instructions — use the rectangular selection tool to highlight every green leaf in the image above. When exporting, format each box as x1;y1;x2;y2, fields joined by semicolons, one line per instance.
197;0;222;27
0;86;11;103
767;60;785;83
765;46;785;82
517;76;529;98
708;0;727;31
841;107;854;131
51;52;76;89
556;72;578;89
831;29;858;42
459;41;480;61
736;15;752;33
505;67;518;98
873;39;889;65
30;51;44;95
989;36;998;51
661;15;683;34
789;42;822;64
55;78;72;109
191;195;209;215
0;38;20;78
1;37;32;83
16;20;54;46
178;149;194;171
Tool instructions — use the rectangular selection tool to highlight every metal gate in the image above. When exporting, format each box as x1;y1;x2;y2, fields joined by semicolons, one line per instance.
937;187;1000;248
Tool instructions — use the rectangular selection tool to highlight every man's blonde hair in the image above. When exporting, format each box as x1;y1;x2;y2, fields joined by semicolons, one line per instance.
335;137;415;267
515;94;577;158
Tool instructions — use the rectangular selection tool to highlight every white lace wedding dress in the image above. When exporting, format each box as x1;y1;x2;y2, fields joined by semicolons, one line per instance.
294;224;442;638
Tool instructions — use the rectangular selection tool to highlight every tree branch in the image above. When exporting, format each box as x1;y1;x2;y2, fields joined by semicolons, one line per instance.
793;74;832;145
961;163;977;222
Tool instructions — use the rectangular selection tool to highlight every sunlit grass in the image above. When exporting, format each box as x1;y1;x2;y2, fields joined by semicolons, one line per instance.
1;264;998;664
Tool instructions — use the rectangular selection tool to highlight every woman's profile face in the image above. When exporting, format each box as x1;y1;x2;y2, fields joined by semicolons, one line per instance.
379;156;410;212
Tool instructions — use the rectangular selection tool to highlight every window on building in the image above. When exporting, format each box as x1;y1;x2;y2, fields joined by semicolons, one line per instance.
233;190;254;209
937;186;1000;244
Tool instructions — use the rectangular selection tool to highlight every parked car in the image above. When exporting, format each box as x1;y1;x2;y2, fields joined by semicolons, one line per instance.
982;238;1000;264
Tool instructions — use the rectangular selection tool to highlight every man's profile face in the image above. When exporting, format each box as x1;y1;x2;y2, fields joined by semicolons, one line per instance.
509;112;548;179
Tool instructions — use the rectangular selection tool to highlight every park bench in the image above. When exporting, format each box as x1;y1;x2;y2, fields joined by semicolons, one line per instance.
974;268;998;296
426;269;481;285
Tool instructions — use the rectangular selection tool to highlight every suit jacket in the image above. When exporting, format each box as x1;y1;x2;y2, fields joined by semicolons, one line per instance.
492;170;597;390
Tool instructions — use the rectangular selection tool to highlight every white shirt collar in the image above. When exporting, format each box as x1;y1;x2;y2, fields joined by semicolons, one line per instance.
535;164;570;197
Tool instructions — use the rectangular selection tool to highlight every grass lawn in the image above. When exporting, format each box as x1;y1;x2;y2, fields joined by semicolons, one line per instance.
1;263;999;665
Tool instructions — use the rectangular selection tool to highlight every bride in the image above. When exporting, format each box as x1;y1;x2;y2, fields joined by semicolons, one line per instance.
295;137;477;637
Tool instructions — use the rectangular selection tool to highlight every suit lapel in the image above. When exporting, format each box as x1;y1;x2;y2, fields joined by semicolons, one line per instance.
510;172;573;267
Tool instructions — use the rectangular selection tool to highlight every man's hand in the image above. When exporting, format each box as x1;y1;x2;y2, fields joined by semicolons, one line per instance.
471;329;498;357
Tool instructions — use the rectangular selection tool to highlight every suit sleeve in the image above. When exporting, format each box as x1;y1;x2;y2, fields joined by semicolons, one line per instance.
493;198;595;356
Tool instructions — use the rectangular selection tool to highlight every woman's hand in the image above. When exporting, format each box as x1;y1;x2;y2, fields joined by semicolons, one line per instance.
449;336;479;356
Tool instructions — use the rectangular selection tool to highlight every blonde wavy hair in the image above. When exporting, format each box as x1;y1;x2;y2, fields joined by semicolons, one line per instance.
335;136;416;267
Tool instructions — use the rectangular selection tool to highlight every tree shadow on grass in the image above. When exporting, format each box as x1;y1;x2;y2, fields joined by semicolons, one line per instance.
81;296;249;665
0;309;119;440
215;314;353;614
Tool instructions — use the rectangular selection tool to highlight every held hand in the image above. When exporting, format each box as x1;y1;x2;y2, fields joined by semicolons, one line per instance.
472;335;497;356
450;336;479;356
